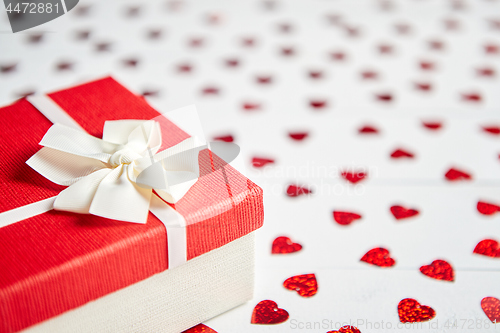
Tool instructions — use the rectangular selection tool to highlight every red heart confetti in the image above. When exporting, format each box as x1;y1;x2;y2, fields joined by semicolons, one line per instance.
288;132;309;141
477;67;496;77
308;70;324;79
330;51;347;61
394;22;411;34
376;93;393;102
0;63;17;73
358;125;379;134
390;205;419;220
309;99;328;109
256;75;272;84
445;167;472;181
224;58;239;67
242;102;261;110
422;121;442;130
286;185;312;197
378;43;394;54
201;86;219;95
484;43;499;54
390;148;414;159
419;61;436;71
327;325;361;333
482;126;500;135
252;157;275;168
461;92;482;102
414;82;432;92
333;211;362;225
341;171;367;184
361;70;378;80
419;259;454;281
177;63;193;73
481;297;500;323
213;135;234;142
283;273;318;297
398;298;436;323
477;201;500;215
280;46;295;56
473;239;500;258
272;236;302;254
251;300;289;324
182;324;217;333
361;247;395;267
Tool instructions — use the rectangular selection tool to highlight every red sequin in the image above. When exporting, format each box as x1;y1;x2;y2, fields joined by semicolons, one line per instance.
242;102;261;110
483;126;500;135
361;247;395;267
333;211;362;225
398;298;436;323
286;185;312;197
213;134;234;142
390;205;419;220
288;132;309;141
419;259;454;281
444;167;472;181
358;125;379;134
414;82;432;91
341;171;367;183
327;325;361;333
376;93;393;102
252;157;275;168
481;297;500;323
283;273;318;297
182;324;217;333
272;236;302;254
422;121;442;130
309;99;328;109
473;239;500;258
477;201;500;215
251;300;289;324
461;92;482;102
390;148;414;159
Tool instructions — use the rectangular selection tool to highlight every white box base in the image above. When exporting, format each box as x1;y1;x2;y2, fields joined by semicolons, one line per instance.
24;232;255;333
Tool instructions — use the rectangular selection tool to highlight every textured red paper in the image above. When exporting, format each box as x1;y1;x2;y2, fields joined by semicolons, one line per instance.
0;77;264;332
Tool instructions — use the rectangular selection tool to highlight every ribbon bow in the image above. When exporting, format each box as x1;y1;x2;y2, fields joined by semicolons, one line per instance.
27;120;202;224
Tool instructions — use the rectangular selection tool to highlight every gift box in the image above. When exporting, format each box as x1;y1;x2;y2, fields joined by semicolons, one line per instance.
0;77;264;332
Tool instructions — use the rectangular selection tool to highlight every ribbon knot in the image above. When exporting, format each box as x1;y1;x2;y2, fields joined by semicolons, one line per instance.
109;147;142;167
26;119;203;224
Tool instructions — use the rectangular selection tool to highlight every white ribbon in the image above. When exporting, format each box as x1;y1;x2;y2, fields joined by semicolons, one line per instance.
26;120;202;224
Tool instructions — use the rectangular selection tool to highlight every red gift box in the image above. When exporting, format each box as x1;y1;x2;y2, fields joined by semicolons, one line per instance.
0;77;264;332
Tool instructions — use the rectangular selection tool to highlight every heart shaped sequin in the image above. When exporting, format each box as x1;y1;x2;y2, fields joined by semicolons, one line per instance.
481;297;500;323
286;185;312;197
390;205;419;220
398;298;436;323
445;168;472;181
390;148;414;159
341;171;367;184
283;273;318;297
272;236;303;254
251;300;289;324
361;247;395;267
333;211;362;225
252;157;275;168
477;201;500;215
474;239;500;258
419;259;454;281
